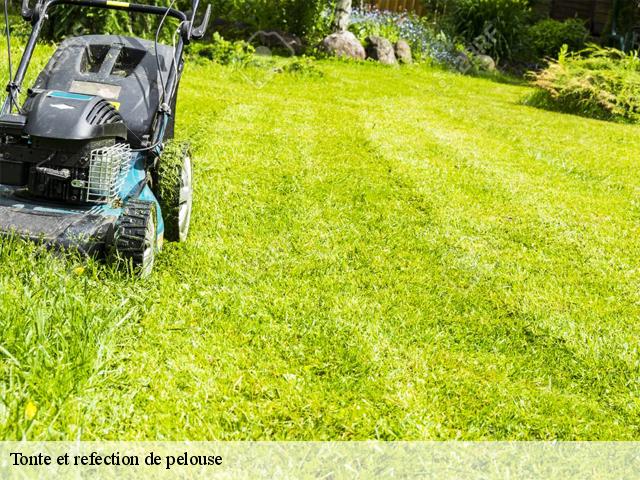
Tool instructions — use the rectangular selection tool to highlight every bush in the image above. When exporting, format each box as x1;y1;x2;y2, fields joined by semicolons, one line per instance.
349;8;402;44
282;56;324;78
529;45;640;122
188;33;255;65
211;0;328;39
527;18;589;59
449;0;532;62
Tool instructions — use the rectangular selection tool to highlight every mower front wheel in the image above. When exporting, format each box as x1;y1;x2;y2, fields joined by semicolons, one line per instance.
154;141;193;243
110;200;158;277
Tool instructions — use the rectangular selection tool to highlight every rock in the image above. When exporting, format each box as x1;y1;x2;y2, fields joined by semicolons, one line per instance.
321;31;366;61
366;36;397;65
476;54;496;72
395;40;413;64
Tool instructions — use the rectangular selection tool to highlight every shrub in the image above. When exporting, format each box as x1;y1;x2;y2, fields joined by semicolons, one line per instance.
282;56;324;78
214;0;328;38
449;0;532;62
5;14;32;40
529;45;640;122
349;8;402;44
527;18;589;59
188;33;255;65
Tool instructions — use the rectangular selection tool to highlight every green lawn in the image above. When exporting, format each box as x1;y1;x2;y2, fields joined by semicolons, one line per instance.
1;47;640;440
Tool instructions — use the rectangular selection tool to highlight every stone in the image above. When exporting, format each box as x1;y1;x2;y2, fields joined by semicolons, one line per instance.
476;54;496;72
366;36;397;65
395;40;413;64
321;31;366;61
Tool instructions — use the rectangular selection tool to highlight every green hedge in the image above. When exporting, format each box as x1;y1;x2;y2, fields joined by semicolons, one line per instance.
526;18;589;60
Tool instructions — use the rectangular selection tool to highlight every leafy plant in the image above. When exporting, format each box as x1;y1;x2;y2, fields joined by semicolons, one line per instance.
529;45;640;122
450;0;532;62
208;0;329;39
39;0;186;41
526;18;589;60
282;56;324;77
38;0;330;44
349;7;465;67
349;9;402;44
188;32;255;65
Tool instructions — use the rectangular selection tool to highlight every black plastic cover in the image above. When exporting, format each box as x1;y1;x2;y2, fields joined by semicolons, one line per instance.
0;114;27;136
32;35;175;147
24;91;126;141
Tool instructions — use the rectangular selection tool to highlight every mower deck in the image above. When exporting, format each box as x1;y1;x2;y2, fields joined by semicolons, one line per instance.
0;185;118;255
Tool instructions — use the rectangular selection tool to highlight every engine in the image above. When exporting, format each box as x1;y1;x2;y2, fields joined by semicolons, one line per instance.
0;90;130;205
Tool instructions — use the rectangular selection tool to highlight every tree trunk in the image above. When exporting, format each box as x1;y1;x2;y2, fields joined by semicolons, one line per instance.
333;0;352;33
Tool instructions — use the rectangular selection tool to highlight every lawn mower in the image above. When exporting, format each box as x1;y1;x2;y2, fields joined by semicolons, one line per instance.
0;0;210;275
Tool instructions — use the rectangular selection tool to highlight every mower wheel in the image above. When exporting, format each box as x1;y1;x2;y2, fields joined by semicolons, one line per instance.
154;140;193;243
111;200;157;277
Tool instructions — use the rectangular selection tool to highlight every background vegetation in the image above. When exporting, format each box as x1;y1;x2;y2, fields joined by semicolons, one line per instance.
449;0;531;61
530;45;640;122
11;0;332;41
526;18;589;61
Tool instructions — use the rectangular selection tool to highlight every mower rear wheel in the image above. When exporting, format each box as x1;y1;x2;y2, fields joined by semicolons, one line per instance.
154;141;193;243
111;200;157;277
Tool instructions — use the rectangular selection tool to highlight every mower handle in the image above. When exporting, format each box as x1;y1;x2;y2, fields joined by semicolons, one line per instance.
21;0;211;42
4;0;211;116
21;0;35;22
21;0;189;24
190;3;210;40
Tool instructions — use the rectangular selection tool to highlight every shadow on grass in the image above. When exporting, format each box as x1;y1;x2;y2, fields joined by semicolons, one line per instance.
519;89;635;124
476;70;528;86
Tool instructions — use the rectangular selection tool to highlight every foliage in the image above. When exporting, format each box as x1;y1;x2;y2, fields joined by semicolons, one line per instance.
349;8;402;44
212;0;328;39
36;0;187;42
604;0;640;51
14;0;330;43
449;0;532;62
529;45;640;122
526;18;589;60
188;32;255;65
349;7;465;67
419;0;455;26
281;56;324;77
4;14;32;41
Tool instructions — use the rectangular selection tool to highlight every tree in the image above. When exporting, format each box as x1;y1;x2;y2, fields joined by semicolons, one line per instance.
332;0;352;32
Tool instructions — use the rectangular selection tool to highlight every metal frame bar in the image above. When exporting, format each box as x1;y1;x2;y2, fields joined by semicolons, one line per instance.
1;0;209;122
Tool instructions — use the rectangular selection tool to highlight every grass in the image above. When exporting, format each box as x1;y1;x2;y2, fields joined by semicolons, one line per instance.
1;42;640;440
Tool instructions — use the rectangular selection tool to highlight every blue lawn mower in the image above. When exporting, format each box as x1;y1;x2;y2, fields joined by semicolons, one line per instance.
0;0;211;275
